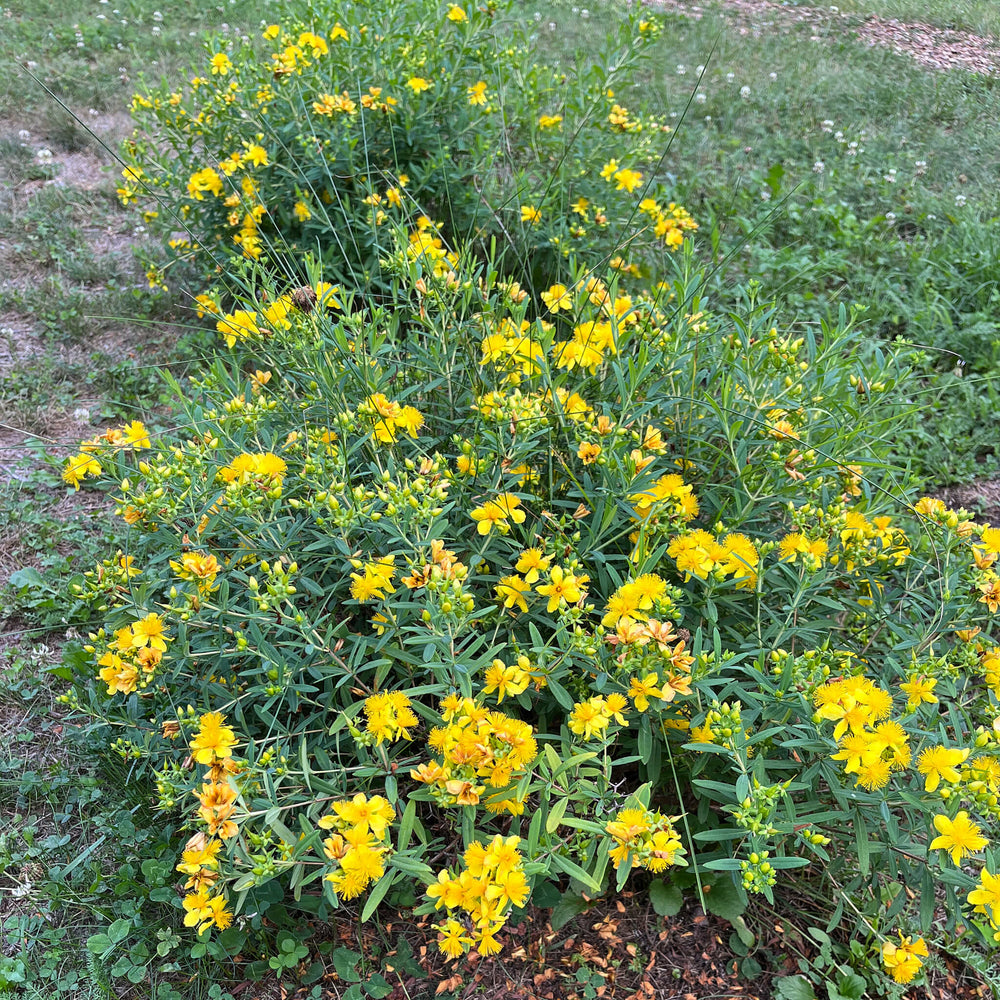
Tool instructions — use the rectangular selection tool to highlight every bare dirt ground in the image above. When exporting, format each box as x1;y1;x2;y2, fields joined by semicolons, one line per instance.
645;0;1000;75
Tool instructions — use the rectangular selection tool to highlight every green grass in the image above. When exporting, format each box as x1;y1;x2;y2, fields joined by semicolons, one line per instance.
0;0;278;122
532;0;1000;486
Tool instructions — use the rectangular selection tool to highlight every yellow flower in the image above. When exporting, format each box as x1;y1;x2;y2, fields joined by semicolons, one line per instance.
520;204;541;225
446;5;467;21
536;565;583;613
467;81;487;106
364;691;418;744
470;493;526;536
916;746;969;792
880;934;928;985
538;114;563;129
568;697;610;740
63;452;102;490
436;919;472;959
613;167;643;193
968;869;1000;922
190;712;238;765
132;613;168;651
629;674;662;712
244;144;268;167
406;76;431;94
122;420;151;450
216;309;260;348
483;659;530;704
515;548;550;584
210;52;232;76
929;811;989;865
899;674;937;711
495;575;530;613
541;283;573;313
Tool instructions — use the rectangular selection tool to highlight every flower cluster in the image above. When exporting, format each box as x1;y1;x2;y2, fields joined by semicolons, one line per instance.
411;697;537;814
427;835;529;958
319;794;395;900
91;612;170;696
180;712;241;935
605;805;686;872
63;420;151;489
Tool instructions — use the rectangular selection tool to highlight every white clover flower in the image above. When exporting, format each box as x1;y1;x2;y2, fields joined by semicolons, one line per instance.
813;160;824;173
676;64;686;75
885;212;896;223
36;147;53;162
740;85;751;99
955;194;967;207
760;187;772;201
695;92;706;104
769;72;777;81
726;72;735;82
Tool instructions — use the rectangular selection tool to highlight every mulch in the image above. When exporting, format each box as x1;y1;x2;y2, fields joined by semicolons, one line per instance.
206;893;995;1000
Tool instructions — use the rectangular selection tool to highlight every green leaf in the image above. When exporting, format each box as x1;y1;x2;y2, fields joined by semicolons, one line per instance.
333;948;363;982
703;858;744;871
774;976;817;1000
830;972;867;1000
365;973;393;999
546;677;573;710
546;797;568;833
397;798;416;852
86;934;112;955
702;877;746;922
9;567;45;589
108;918;131;944
649;879;683;917
549;852;602;892
549;891;587;931
551;752;597;781
361;871;396;922
732;915;755;948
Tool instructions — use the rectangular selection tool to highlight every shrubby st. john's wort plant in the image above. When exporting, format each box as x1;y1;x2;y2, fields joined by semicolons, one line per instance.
51;0;1000;990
